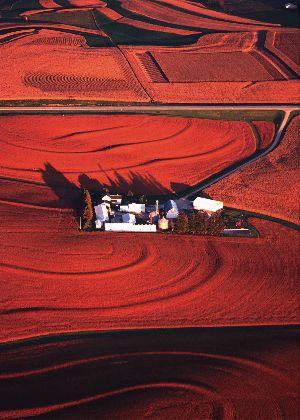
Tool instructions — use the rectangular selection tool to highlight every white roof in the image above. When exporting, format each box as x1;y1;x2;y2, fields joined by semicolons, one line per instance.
164;200;179;219
105;223;156;232
94;204;109;222
193;197;223;212
102;194;111;201
128;203;145;213
122;213;136;224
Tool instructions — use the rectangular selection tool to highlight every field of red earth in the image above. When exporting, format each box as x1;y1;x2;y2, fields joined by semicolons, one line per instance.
0;114;275;194
0;198;299;341
1;1;299;417
205;115;300;225
0;0;299;103
0;327;299;419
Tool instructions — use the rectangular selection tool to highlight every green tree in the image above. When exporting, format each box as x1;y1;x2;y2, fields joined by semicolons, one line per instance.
82;189;93;230
174;212;189;234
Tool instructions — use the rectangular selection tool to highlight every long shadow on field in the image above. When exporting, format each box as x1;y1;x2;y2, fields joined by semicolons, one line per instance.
41;163;197;214
97;170;170;195
41;162;82;213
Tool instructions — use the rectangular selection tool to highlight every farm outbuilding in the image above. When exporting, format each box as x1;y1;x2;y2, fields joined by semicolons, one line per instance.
193;197;223;212
164;200;179;219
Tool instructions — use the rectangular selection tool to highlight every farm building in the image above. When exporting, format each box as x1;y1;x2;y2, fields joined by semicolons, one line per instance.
164;200;179;219
94;204;109;229
105;223;156;233
193;197;223;212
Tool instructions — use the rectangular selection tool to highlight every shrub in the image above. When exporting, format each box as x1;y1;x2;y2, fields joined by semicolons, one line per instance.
174;212;189;234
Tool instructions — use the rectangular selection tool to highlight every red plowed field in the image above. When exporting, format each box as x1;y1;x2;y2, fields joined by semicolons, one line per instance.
0;328;298;419
0;200;298;342
266;31;300;75
252;120;276;149
205;116;300;224
0;115;259;194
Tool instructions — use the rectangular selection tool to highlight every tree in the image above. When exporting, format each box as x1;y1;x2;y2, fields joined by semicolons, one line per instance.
206;210;225;235
174;212;189;234
194;210;209;235
82;189;93;230
188;212;197;234
138;194;147;204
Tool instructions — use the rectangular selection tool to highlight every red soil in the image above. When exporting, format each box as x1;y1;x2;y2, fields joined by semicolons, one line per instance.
0;201;298;342
0;328;298;418
0;115;258;194
266;31;300;75
253;121;276;149
205;116;300;224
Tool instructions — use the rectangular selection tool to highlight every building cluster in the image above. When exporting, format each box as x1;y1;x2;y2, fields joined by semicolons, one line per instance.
92;193;224;233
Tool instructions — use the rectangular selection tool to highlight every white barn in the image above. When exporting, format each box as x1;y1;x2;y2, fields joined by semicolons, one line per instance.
193;197;223;212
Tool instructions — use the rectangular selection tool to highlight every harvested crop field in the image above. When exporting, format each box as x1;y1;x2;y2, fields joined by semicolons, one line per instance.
205;115;300;225
0;327;299;419
0;114;266;194
0;0;299;103
0;28;149;102
150;51;282;82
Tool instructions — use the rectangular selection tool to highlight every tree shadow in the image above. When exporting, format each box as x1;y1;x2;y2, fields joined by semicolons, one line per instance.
101;170;170;195
41;162;203;214
41;162;81;214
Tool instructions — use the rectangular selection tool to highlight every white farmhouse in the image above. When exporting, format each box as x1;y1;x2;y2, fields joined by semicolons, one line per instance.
193;197;223;212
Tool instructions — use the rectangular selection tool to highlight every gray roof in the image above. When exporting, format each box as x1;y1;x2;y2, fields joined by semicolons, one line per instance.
164;199;178;213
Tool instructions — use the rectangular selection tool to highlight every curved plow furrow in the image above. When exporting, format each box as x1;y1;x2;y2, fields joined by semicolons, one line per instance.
0;328;298;418
0;212;299;341
0;115;260;194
